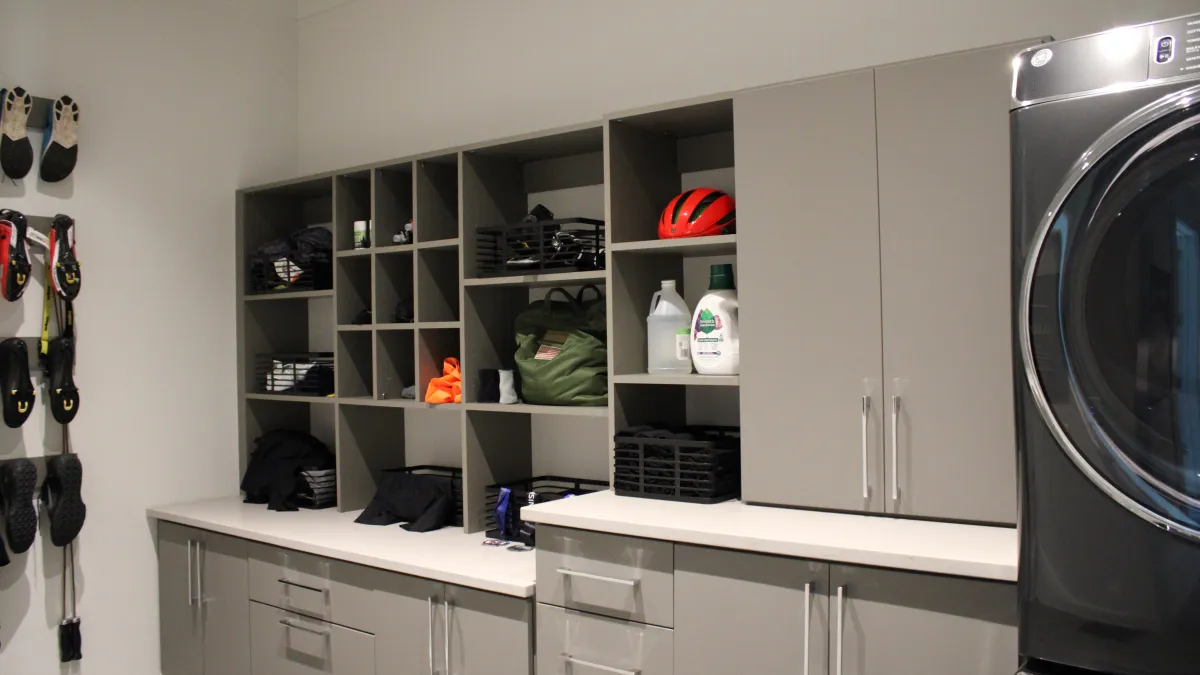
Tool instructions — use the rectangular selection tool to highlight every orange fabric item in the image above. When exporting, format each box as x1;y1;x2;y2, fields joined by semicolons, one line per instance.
425;357;462;404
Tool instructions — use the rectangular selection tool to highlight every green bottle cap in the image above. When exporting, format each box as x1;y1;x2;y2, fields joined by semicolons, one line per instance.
708;264;735;291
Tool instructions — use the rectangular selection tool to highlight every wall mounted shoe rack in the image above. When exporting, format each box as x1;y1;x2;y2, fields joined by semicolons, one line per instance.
236;98;741;533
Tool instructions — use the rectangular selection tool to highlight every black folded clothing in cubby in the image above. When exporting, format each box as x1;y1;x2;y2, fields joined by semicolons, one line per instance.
475;218;604;277
484;476;608;543
613;425;740;504
248;226;333;294
254;353;334;397
369;465;464;528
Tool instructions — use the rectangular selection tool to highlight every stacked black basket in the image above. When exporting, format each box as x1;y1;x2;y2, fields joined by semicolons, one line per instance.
381;465;464;527
613;426;741;504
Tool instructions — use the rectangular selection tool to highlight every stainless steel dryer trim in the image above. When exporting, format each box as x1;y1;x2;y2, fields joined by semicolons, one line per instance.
1018;82;1200;542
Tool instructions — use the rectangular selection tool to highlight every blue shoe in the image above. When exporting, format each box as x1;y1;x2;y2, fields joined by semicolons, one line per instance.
40;95;78;183
0;88;32;181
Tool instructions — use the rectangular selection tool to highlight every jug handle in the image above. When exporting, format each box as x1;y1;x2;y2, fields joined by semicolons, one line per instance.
648;291;663;316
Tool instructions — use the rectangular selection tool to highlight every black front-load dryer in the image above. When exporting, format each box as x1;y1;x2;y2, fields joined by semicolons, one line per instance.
1013;13;1200;675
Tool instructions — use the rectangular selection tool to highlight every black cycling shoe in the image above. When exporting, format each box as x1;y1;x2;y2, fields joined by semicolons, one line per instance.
49;215;80;300
47;337;78;424
1;338;35;428
42;454;85;547
1;458;38;553
0;530;9;566
0;210;31;302
0;87;33;181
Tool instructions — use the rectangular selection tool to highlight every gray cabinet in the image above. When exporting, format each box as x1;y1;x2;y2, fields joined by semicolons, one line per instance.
736;70;886;514
447;585;532;675
875;44;1028;525
675;545;829;675
158;522;250;675
737;46;1027;523
369;569;444;675
537;603;674;675
829;564;1017;675
249;601;375;675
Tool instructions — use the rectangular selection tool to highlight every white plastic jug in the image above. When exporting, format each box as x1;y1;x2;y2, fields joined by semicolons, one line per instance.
647;280;692;375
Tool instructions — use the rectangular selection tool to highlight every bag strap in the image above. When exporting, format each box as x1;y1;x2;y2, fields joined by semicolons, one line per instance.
576;285;603;304
543;288;580;311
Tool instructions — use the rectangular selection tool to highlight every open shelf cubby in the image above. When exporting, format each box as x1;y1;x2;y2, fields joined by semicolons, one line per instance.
373;162;413;248
241;177;333;297
243;396;337;483
375;249;414;325
337;330;374;399
607;98;735;245
376;329;415;401
336;256;372;325
417;247;460;323
461;125;605;282
417;327;462;396
415;154;460;244
334;171;371;252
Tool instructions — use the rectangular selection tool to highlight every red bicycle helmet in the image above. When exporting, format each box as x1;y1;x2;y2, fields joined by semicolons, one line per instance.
658;188;735;239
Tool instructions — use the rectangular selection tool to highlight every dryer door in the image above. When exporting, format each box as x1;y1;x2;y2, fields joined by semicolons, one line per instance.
1022;84;1200;539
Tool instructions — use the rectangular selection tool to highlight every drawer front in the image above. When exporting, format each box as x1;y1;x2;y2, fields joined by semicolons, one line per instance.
247;543;378;631
536;603;673;675
249;602;375;675
536;526;674;627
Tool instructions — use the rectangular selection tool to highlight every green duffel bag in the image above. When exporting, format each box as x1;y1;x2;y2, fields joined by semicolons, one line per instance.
514;286;607;406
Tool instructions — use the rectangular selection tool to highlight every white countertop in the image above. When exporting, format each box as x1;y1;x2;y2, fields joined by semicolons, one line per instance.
521;491;1019;582
148;498;536;597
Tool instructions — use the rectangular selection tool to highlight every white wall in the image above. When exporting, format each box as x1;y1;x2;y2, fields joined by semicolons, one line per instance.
296;0;1200;173
0;1;298;673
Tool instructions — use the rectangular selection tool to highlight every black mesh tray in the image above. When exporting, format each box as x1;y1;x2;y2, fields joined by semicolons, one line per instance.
612;425;740;504
380;465;464;527
475;218;604;278
254;353;334;397
483;475;608;541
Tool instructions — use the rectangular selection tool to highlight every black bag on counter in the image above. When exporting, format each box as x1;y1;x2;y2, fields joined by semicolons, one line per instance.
355;471;455;533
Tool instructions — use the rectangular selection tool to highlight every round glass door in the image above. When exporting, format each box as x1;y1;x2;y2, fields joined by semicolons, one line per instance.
1023;86;1200;536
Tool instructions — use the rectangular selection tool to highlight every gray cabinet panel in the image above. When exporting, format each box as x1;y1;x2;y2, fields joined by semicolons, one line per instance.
536;526;674;627
447;585;532;675
829;565;1017;675
675;545;829;675
875;45;1028;525
672;542;830;672
249;601;375;675
735;71;885;512
247;542;377;631
202;532;251;675
537;603;673;675
369;571;444;675
159;522;204;675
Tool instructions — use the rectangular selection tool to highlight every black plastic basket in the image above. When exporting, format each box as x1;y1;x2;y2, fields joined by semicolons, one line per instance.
248;256;331;294
613;425;741;504
483;476;608;542
254;353;334;397
381;465;464;528
475;218;604;278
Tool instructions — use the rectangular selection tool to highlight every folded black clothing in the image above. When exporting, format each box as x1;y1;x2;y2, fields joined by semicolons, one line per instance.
355;472;454;533
241;430;335;511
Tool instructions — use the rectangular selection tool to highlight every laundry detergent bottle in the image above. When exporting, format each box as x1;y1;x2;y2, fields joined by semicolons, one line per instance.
691;264;739;375
647;280;692;375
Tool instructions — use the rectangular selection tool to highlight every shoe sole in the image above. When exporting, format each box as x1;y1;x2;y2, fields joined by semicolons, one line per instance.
40;96;78;183
45;454;85;547
1;459;38;553
0;88;32;180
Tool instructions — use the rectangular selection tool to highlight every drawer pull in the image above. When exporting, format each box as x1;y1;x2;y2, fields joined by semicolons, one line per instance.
444;600;452;675
803;582;811;675
280;618;329;637
279;578;327;594
835;585;845;675
186;540;195;607
427;596;436;675
556;568;639;588
561;654;640;675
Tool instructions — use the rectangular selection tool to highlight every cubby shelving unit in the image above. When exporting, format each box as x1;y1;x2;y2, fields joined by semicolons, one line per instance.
237;104;742;532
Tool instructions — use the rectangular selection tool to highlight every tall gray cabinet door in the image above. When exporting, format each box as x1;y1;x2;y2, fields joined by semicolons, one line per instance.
201;532;251;675
675;545;829;675
159;522;204;675
735;71;885;512
829;565;1017;675
875;44;1028;524
369;573;445;675
445;585;532;675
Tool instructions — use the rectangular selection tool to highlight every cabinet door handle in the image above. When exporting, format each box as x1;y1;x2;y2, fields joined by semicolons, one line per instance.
186;540;195;607
891;395;901;503
860;396;870;500
196;541;205;604
557;568;639;588
427;596;437;675
278;578;327;595
803;582;811;675
836;585;845;675
561;654;640;675
443;600;452;675
279;618;329;637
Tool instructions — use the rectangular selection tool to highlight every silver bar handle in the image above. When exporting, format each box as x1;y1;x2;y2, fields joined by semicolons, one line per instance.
836;585;845;675
444;600;452;675
860;396;870;500
428;596;436;675
196;541;205;604
556;568;639;588
891;395;901;503
279;578;327;594
803;582;811;675
280;618;329;637
186;540;194;607
561;654;640;675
